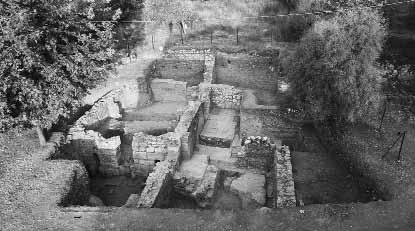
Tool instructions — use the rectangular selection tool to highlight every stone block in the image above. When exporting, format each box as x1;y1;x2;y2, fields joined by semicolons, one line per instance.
133;151;147;160
146;151;166;161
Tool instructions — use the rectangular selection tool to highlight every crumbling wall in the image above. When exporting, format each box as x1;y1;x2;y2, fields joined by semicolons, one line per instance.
186;86;200;101
235;136;274;171
137;145;182;208
274;145;296;208
75;90;122;127
66;129;123;176
215;52;278;91
174;101;205;160
65;90;125;176
135;77;152;108
163;48;216;84
199;83;242;110
151;79;187;102
155;59;205;86
131;132;179;176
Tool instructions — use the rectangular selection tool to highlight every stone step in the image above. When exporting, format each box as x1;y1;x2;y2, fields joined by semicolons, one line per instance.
123;110;179;121
124;120;177;135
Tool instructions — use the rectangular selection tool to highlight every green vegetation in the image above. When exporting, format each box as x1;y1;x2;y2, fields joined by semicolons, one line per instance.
0;0;118;144
283;7;387;127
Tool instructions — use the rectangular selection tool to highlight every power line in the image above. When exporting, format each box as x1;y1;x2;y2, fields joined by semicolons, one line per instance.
243;0;415;19
88;0;415;23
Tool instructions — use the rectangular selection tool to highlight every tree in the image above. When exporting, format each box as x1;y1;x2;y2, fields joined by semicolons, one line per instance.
0;0;118;145
143;0;198;44
284;7;387;128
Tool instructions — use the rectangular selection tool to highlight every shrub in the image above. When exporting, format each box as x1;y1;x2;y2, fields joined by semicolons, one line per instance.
283;7;387;128
0;0;118;144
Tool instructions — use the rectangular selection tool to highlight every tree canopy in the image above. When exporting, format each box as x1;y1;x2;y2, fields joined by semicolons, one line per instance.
143;0;197;25
0;0;118;138
284;7;387;126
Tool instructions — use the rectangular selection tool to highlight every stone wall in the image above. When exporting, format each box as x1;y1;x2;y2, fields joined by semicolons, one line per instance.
155;59;205;86
135;77;152;108
174;101;205;160
137;143;182;208
274;145;296;208
131;132;180;176
137;161;175;208
165;48;215;61
199;83;242;110
75;90;122;127
151;79;187;102
163;48;216;84
65;90;126;177
235;136;274;172
186;86;200;101
65;129;123;176
215;52;278;91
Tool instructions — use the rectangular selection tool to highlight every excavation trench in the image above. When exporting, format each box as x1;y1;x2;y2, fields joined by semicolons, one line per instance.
58;50;387;211
282;123;383;205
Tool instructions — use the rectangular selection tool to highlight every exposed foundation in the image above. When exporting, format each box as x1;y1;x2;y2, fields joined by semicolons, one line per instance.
59;48;295;209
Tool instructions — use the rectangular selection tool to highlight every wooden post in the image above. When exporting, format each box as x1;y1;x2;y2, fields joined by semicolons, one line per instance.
398;131;406;161
36;125;46;146
151;34;154;50
180;27;184;45
210;31;213;45
378;101;387;131
270;29;273;45
236;27;239;45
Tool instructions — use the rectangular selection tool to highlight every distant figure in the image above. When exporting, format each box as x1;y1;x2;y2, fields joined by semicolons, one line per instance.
168;22;173;34
159;46;164;52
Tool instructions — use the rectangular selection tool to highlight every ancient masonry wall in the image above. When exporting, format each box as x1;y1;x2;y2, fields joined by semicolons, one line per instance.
131;132;180;176
215;52;278;91
274;145;296;208
150;79;187;102
65;90;126;177
174;101;205;160
135;76;153;108
137;144;182;208
199;83;242;110
235;136;274;172
155;59;205;86
137;161;175;208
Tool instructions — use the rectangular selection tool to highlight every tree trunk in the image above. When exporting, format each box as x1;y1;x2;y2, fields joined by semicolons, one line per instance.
180;25;184;45
236;27;239;45
36;125;47;146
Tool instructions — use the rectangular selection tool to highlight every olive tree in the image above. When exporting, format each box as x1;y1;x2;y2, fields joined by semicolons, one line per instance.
143;0;198;44
284;7;387;128
0;0;118;144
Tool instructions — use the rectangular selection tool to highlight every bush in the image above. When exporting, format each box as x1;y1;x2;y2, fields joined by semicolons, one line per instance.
283;7;387;128
0;1;118;143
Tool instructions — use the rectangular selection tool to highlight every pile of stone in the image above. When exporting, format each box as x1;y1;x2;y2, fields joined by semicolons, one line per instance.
274;146;296;208
242;136;270;146
236;136;275;171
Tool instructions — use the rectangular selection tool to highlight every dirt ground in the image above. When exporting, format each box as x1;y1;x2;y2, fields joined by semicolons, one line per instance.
2;1;415;230
89;175;147;207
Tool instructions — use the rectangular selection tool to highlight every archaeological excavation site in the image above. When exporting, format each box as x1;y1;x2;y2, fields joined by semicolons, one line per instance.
4;1;415;230
49;47;383;212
